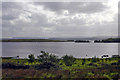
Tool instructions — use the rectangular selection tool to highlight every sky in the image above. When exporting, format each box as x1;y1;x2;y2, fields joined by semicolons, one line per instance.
1;0;120;38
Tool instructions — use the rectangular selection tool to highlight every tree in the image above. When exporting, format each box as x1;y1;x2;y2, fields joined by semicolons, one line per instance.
28;54;35;63
62;55;75;66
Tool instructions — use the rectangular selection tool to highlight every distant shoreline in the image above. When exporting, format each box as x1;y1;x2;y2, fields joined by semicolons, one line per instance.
1;38;120;43
1;41;120;43
1;39;66;42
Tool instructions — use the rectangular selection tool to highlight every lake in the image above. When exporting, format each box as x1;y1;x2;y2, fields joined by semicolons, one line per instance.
2;42;118;58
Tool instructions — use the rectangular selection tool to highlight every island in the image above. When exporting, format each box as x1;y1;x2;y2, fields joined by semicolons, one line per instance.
94;38;120;43
1;39;66;42
75;40;90;43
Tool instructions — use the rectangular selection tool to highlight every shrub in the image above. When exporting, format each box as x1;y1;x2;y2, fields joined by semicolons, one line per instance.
91;58;97;62
36;51;60;70
37;51;49;63
49;54;59;63
83;58;85;62
34;62;59;70
37;51;58;64
111;63;118;65
28;54;35;63
82;62;85;65
2;62;30;69
118;60;120;65
62;55;75;66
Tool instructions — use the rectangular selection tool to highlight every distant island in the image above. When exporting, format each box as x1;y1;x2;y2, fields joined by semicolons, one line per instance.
94;38;120;43
75;40;90;43
74;38;120;43
1;39;66;42
1;38;120;43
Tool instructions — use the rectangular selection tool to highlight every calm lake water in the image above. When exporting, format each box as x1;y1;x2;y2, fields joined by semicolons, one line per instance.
2;42;118;58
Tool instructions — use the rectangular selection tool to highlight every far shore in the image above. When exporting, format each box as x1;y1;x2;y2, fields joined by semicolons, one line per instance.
1;37;120;43
1;39;66;42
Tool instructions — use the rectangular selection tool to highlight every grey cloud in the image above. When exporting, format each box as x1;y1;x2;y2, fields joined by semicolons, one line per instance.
2;2;24;21
53;23;118;38
2;2;117;38
2;2;22;10
34;2;108;14
2;14;18;20
55;17;86;27
30;13;48;27
2;2;54;38
2;2;52;27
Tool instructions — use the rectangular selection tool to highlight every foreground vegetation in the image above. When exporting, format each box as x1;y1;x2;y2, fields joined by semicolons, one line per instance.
2;51;120;79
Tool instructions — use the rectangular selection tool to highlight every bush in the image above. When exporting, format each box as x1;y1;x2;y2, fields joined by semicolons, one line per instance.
2;62;30;69
111;63;118;65
37;51;58;63
83;58;85;62
91;58;97;62
82;62;85;65
37;51;49;63
34;62;60;70
118;60;120;65
28;54;35;63
62;55;75;66
49;54;59;63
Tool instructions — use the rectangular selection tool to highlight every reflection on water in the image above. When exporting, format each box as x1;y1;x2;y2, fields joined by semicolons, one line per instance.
2;42;118;58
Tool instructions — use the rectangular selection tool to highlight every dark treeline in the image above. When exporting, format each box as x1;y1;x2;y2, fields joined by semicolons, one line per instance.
94;38;120;43
75;40;89;43
1;38;120;43
1;39;65;42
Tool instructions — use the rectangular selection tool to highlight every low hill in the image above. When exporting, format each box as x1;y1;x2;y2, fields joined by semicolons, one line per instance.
1;39;65;42
94;38;120;43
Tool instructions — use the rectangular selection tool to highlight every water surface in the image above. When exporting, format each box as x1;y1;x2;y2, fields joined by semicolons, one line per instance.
2;42;118;58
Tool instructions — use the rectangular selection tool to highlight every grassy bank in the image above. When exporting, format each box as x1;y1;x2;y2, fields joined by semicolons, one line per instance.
2;51;120;79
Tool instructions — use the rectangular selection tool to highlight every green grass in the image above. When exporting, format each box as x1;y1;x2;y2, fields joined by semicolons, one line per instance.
2;58;119;68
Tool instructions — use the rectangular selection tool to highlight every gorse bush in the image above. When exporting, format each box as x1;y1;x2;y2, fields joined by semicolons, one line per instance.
37;51;58;63
36;51;59;69
2;62;30;69
28;54;35;63
49;54;59;63
62;55;75;66
37;51;49;63
34;62;60;70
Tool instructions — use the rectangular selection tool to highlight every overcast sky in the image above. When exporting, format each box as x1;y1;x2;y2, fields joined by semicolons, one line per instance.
2;1;119;38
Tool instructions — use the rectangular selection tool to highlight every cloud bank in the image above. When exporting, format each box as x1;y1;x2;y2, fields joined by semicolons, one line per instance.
2;1;118;38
